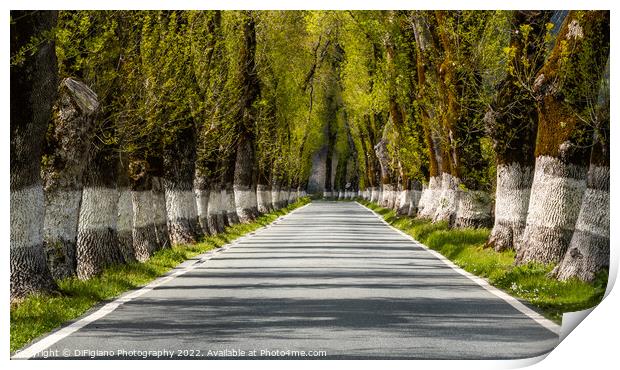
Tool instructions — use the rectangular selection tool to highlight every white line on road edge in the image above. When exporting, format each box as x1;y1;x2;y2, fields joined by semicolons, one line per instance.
12;202;312;360
356;201;561;336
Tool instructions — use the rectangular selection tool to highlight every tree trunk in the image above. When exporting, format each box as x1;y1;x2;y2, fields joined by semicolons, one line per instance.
554;122;609;281
374;137;396;209
76;148;124;280
485;11;551;250
396;179;411;215
396;189;411;215
411;11;443;220
432;172;460;225
131;187;158;261
223;151;240;226
256;184;272;213
206;181;222;234
151;176;171;249
42;78;99;279
488;163;534;250
234;134;259;222
417;177;438;219
288;182;298;204
233;12;261;222
385;15;405;213
163;126;199;245
517;11;610;265
256;165;272;213
129;159;158;262
10;10;59;300
194;168;211;236
431;11;461;225
205;159;226;234
270;174;282;210
454;190;493;228
117;185;134;262
324;134;335;199
408;180;423;216
117;155;135;263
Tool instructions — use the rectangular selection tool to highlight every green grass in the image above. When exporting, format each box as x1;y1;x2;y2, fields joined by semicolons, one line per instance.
359;200;607;324
10;198;310;354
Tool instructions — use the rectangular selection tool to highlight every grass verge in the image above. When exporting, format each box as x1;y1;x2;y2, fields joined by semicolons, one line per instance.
358;200;607;324
10;198;310;354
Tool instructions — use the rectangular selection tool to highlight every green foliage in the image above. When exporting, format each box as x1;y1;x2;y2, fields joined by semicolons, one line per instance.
10;198;310;354
48;10;609;192
360;200;607;323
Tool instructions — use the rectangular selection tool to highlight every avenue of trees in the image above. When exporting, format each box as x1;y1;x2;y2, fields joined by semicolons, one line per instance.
10;10;609;302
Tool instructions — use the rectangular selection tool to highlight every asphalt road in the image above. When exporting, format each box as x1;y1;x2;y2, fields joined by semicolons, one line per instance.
19;201;559;360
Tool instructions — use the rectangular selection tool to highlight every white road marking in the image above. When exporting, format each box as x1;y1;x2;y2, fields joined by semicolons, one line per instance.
11;202;311;360
357;201;561;336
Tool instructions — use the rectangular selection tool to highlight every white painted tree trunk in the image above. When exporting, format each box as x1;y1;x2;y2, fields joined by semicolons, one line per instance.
43;189;81;279
454;189;493;228
132;190;158;262
11;185;56;297
288;187;296;204
271;185;280;210
235;184;258;223
76;186;122;280
380;184;393;208
256;184;272;213
433;173;460;224
408;189;422;217
164;187;197;245
417;176;441;219
390;188;399;210
297;187;303;201
224;188;239;226
117;188;134;262
487;163;534;251
151;177;171;249
41;78;99;280
206;187;223;234
517;156;588;264
396;190;411;215
195;188;210;235
554;164;609;281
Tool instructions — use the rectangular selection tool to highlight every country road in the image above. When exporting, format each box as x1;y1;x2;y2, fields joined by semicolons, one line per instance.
15;201;559;360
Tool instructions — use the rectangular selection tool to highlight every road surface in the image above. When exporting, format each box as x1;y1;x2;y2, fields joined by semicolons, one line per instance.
17;201;559;360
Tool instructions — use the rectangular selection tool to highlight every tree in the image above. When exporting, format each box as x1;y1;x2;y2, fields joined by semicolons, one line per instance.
432;11;494;227
10;10;59;300
140;11;201;245
484;11;552;251
409;11;444;219
233;11;261;222
42;78;99;279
